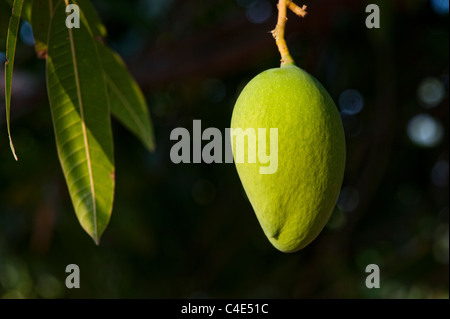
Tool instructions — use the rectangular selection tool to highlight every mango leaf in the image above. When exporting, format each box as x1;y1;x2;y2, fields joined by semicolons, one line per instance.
21;0;31;21
31;0;104;58
69;1;154;150
46;1;114;244
5;0;31;21
31;0;59;58
97;42;155;151
75;0;107;38
4;0;24;161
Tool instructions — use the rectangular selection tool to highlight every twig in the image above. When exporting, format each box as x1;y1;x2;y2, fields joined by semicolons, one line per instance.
288;1;307;18
271;0;307;66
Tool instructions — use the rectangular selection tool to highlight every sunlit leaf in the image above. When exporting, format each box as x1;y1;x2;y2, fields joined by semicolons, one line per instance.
46;1;114;244
97;42;155;151
31;0;105;57
4;0;24;161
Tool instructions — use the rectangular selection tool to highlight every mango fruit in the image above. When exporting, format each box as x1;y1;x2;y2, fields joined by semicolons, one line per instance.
230;64;346;253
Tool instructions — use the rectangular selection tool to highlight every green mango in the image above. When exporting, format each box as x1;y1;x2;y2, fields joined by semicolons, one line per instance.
230;64;346;253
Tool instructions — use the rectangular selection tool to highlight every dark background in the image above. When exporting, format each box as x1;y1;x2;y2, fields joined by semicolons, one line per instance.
0;0;448;298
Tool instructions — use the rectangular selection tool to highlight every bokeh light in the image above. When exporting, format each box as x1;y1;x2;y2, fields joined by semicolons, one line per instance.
116;28;145;57
19;21;34;46
433;223;449;264
431;0;449;15
326;208;347;230
0;52;6;64
338;89;364;115
35;274;63;299
407;114;444;147
139;0;173;19
337;186;359;212
418;77;446;108
431;160;449;187
201;78;227;103
0;258;32;298
246;0;272;24
2;71;40;98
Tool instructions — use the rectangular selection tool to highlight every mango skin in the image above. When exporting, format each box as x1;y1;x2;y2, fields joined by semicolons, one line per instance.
231;64;346;253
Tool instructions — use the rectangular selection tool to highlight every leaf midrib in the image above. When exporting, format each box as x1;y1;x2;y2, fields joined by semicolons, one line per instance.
66;14;98;242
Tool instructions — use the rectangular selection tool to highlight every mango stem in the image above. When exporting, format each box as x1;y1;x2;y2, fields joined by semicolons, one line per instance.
271;0;307;66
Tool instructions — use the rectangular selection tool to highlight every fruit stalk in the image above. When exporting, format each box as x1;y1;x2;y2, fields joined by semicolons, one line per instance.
271;0;307;66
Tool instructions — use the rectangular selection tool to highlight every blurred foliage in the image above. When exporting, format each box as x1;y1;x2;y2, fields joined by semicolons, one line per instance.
0;0;448;298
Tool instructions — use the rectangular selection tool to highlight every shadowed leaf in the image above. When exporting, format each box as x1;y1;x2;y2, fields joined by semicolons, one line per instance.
4;0;24;161
31;0;60;58
97;42;155;151
75;0;107;38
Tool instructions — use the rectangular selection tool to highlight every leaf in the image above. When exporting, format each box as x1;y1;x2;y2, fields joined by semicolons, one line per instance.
97;42;155;151
67;0;154;149
46;1;114;244
31;0;104;58
4;0;24;161
5;0;31;21
31;0;59;58
21;0;32;22
74;0;107;38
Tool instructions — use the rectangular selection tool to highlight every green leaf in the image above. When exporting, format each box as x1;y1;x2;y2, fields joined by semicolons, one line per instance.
4;0;24;161
30;0;59;58
66;1;153;149
22;0;32;22
74;0;107;38
46;1;114;244
97;42;155;151
31;0;105;58
5;0;31;21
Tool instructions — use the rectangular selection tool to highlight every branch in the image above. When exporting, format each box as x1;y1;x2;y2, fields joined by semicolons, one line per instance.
288;1;307;18
271;0;307;66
